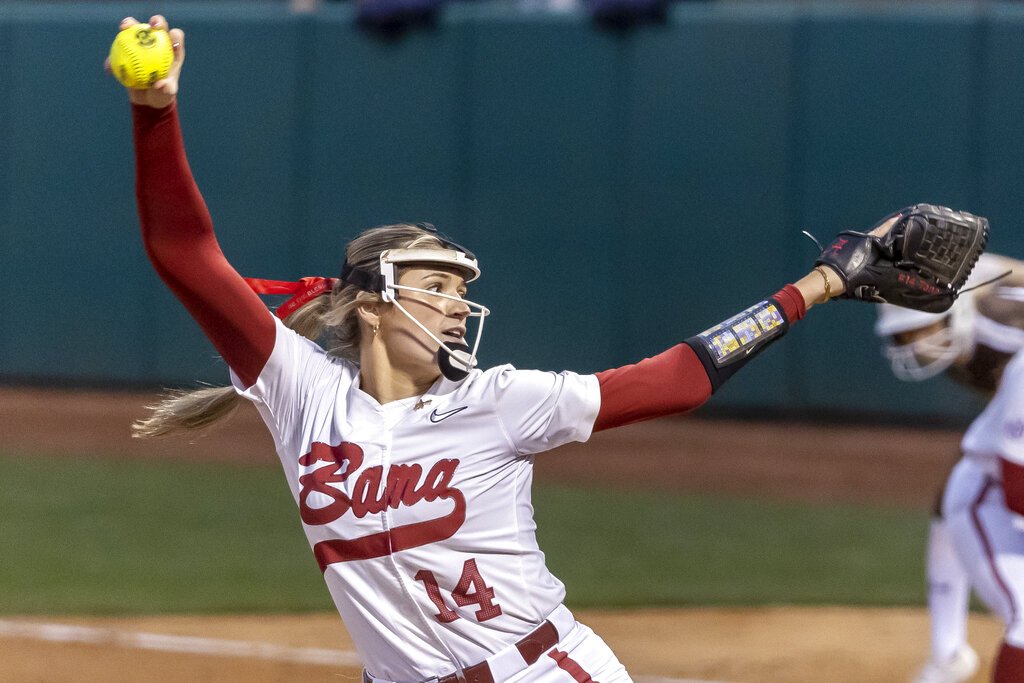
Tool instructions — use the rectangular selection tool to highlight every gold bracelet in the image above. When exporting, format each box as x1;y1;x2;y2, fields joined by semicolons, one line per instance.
813;266;832;304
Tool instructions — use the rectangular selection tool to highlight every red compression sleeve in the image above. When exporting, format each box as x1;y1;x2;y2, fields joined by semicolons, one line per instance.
133;103;275;388
593;344;712;432
1002;458;1024;516
592;285;806;432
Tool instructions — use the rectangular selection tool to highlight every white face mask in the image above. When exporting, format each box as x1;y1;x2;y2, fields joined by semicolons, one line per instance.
343;246;491;381
883;325;972;381
876;288;979;383
384;277;490;381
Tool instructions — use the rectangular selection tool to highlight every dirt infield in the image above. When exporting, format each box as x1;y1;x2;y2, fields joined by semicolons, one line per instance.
0;609;1004;682
0;388;995;682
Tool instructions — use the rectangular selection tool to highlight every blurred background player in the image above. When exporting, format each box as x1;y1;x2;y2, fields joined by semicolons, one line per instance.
875;252;1024;683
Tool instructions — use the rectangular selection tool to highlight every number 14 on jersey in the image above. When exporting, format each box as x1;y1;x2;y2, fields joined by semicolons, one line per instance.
415;558;503;623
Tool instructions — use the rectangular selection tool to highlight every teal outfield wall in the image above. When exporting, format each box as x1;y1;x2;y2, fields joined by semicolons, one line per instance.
1;1;1020;421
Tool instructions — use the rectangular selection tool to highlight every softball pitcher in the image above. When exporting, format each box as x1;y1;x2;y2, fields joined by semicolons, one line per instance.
112;15;987;682
876;253;1024;683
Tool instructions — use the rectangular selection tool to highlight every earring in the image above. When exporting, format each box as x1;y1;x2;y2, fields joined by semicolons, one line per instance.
373;323;380;337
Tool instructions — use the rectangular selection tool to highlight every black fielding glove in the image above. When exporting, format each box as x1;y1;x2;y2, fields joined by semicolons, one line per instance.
815;204;988;313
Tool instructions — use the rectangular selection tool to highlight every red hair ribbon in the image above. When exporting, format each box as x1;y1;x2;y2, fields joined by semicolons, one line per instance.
244;276;339;320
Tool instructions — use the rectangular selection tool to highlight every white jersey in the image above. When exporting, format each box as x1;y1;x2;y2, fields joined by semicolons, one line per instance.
961;348;1024;475
232;318;601;680
945;347;1024;650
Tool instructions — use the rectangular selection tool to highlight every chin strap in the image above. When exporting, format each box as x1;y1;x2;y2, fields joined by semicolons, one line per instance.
244;277;339;320
437;342;473;381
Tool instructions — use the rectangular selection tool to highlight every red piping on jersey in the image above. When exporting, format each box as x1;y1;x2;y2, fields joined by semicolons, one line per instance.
547;649;598;682
970;476;1018;624
592;285;805;432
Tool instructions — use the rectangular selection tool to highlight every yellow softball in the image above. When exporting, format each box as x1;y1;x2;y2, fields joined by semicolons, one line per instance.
108;23;174;89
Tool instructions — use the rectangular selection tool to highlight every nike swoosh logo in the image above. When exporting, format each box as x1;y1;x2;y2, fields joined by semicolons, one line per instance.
429;406;468;423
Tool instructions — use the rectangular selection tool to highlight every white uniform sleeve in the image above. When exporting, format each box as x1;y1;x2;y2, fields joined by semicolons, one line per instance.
997;352;1024;466
230;317;350;454
486;366;601;456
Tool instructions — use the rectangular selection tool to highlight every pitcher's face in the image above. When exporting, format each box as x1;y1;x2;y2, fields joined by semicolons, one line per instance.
379;266;472;376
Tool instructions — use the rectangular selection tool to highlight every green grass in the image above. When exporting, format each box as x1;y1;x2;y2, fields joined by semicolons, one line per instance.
0;453;331;614
533;485;928;608
0;453;929;615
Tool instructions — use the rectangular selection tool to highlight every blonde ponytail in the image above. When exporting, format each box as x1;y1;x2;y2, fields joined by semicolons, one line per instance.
134;222;445;439
132;384;241;438
132;292;334;438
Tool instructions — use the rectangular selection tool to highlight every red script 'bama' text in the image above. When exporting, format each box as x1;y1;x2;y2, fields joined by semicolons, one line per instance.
297;442;466;570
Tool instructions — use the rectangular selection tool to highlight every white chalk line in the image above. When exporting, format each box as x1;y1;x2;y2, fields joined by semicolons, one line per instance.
0;618;730;683
0;618;361;666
